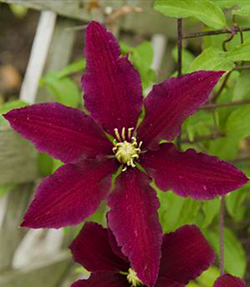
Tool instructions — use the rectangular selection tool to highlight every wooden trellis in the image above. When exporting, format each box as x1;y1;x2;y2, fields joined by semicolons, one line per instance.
0;1;181;286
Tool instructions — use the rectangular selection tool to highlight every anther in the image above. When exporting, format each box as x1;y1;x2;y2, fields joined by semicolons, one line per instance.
121;127;126;141
114;128;121;142
128;127;134;140
132;154;139;159
130;159;136;167
122;166;127;172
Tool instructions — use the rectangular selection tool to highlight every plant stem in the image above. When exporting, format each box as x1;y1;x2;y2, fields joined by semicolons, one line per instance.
183;26;250;39
177;18;183;77
181;133;224;144
231;156;250;163
200;99;250;110
219;196;225;276
234;65;250;70
176;18;183;150
211;71;232;103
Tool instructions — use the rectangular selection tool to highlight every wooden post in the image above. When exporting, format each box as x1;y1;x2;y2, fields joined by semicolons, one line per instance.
0;183;33;271
20;11;57;103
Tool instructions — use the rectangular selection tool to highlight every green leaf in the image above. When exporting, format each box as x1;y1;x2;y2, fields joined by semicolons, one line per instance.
87;201;107;225
226;188;249;221
226;105;250;139
227;39;250;62
188;47;234;72
172;47;195;73
205;227;247;277
38;153;53;177
41;72;81;107
233;5;250;16
57;59;86;78
183;110;214;142
0;100;27;125
157;190;201;232
52;159;64;172
120;41;156;91
10;4;28;19
202;198;220;228
0;183;16;198
213;0;250;9
233;71;250;101
154;0;227;29
189;266;220;287
208;137;239;161
0;100;27;115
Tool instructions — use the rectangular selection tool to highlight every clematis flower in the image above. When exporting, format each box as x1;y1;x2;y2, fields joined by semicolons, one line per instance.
3;21;248;286
69;222;215;287
213;274;247;287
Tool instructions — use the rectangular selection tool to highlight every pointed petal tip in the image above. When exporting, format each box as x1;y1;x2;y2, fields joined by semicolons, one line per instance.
142;144;248;200
87;20;103;30
3;103;112;163
21;159;116;229
214;274;247;287
85;21;105;38
20;218;50;229
83;20;143;135
19;221;26;228
2;108;18;122
2;111;9;119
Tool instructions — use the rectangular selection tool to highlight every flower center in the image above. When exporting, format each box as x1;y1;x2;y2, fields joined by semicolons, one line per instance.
121;268;143;287
112;127;142;171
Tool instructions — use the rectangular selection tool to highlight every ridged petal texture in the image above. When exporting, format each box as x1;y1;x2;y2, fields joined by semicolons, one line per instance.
82;21;143;135
71;273;128;287
213;274;247;287
155;278;185;287
141;143;248;200
137;71;224;149
69;222;128;272
69;223;213;287
21;159;117;228
4;103;112;163
159;225;214;284
107;169;162;287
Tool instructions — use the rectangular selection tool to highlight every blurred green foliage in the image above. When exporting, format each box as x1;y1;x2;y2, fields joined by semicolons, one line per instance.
1;0;250;284
154;0;227;29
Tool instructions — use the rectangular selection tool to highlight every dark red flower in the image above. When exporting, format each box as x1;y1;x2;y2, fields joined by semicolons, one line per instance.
69;222;215;287
213;274;247;287
3;21;248;286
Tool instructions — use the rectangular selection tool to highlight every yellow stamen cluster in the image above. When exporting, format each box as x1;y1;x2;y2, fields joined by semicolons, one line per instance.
121;268;143;287
112;127;142;171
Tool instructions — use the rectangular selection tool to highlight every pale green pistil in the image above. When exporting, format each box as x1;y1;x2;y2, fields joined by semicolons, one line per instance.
113;128;142;170
121;268;143;287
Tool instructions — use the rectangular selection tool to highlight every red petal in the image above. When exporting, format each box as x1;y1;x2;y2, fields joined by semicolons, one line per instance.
21;159;117;228
108;229;128;263
213;274;247;287
155;278;185;287
82;21;143;135
71;272;129;287
4;103;112;163
107;169;162;287
137;71;224;149
69;222;128;272
159;225;214;284
141;143;248;200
